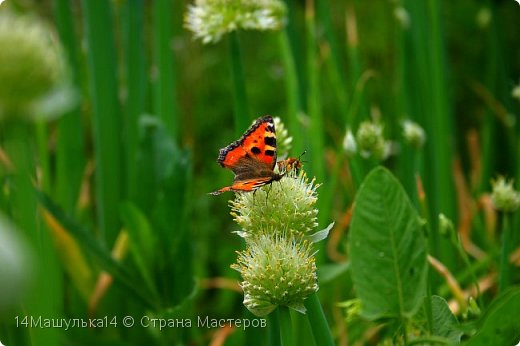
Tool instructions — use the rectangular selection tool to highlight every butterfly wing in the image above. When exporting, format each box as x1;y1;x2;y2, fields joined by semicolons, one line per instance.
209;177;274;195
217;116;277;174
211;116;280;195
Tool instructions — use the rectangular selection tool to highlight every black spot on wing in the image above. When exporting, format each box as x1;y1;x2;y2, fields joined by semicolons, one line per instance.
264;136;276;146
251;147;261;154
216;116;275;165
265;150;275;157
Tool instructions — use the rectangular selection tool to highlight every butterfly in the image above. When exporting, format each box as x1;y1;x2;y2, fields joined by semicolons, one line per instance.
210;115;284;195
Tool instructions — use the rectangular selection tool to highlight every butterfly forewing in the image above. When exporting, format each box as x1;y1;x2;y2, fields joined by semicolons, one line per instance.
211;115;282;195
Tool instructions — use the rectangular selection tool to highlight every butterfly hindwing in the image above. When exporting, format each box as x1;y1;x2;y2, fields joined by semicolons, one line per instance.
209;177;274;195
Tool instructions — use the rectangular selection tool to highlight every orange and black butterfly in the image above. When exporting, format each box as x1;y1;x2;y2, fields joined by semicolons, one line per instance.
210;115;284;195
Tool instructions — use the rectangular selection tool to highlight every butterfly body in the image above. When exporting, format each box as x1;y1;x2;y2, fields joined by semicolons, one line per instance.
277;157;303;174
210;116;283;195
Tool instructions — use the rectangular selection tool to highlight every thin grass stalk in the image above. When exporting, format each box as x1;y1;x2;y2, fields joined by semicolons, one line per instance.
278;29;303;154
153;0;178;140
282;0;306;107
424;0;456;266
82;0;122;244
316;0;349;122
229;31;250;136
35;120;50;192
344;5;366;126
405;0;455;265
478;3;499;194
278;306;294;346
123;0;146;200
305;0;324;182
54;0;85;212
499;213;513;292
393;5;415;197
304;292;334;346
424;280;434;335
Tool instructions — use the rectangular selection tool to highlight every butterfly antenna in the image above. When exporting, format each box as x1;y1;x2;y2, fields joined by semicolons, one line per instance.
299;150;308;164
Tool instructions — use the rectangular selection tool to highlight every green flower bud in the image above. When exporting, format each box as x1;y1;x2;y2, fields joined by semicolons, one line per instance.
512;84;520;102
185;0;286;44
476;7;491;29
394;6;410;29
491;176;520;213
467;296;481;318
337;299;362;323
273;116;292;157
356;121;388;160
0;12;66;119
232;232;318;316
402;119;426;149
342;128;357;156
230;170;319;238
438;213;454;237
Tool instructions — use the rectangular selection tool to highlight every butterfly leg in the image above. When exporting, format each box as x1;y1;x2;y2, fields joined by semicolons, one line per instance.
265;183;276;205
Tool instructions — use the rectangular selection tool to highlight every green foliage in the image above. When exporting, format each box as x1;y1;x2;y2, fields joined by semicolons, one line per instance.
430;296;463;344
1;0;520;345
414;295;463;344
466;288;520;346
349;167;428;320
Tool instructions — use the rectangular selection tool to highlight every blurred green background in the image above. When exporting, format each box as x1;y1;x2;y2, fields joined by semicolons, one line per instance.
0;0;519;345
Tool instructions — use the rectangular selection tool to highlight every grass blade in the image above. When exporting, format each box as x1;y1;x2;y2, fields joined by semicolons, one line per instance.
82;0;122;244
153;0;179;140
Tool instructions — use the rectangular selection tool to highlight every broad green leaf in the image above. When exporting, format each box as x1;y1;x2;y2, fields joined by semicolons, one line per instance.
348;167;427;320
430;295;463;343
465;288;520;346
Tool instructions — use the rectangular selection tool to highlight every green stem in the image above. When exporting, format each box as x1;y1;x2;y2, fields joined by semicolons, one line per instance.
278;29;303;154
5;120;59;346
269;309;281;346
153;0;178;140
499;213;512;292
305;0;324;184
304;293;334;346
82;0;121;244
35;120;50;192
315;0;349;122
425;0;456;265
455;234;482;306
344;4;366;126
229;31;249;136
278;306;294;346
123;0;146;200
424;287;433;335
54;0;85;213
402;318;409;344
